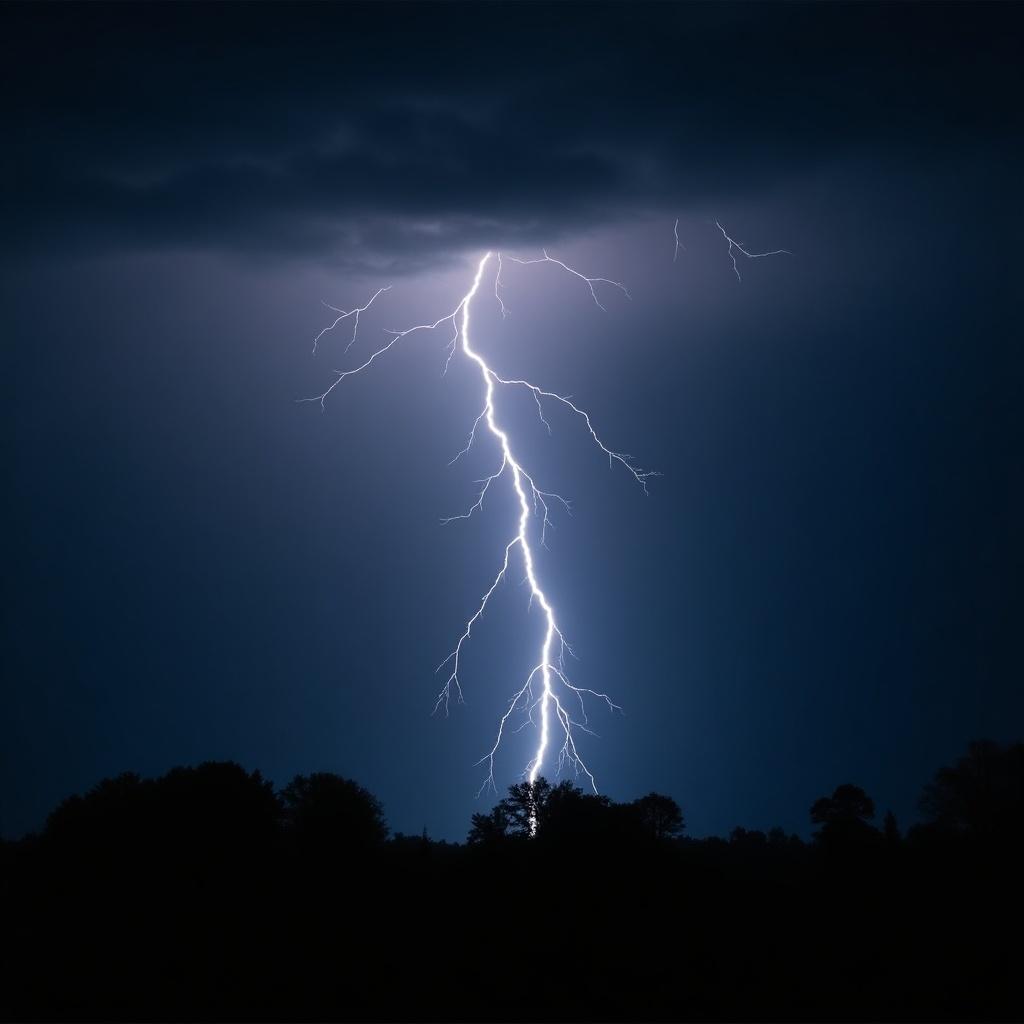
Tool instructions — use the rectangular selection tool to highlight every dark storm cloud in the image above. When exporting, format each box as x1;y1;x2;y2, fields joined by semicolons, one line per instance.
2;2;1020;269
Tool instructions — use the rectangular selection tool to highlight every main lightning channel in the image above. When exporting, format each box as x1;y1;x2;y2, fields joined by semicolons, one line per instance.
450;253;619;797
463;254;559;788
308;249;651;800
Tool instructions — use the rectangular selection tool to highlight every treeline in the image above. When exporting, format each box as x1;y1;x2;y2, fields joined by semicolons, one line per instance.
2;740;1021;1021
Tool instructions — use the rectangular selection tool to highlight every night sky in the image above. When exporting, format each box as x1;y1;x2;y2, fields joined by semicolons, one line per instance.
2;2;1021;843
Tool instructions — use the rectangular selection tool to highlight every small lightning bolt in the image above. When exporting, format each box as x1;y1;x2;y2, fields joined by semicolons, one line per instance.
673;218;685;263
715;219;789;282
305;250;654;801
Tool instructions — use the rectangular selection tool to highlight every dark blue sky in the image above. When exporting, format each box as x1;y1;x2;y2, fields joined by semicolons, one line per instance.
2;2;1021;841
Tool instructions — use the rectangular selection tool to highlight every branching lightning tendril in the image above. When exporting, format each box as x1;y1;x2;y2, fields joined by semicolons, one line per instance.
312;286;391;355
304;251;654;800
715;219;790;282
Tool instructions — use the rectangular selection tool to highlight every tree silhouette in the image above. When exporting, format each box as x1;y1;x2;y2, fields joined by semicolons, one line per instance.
810;783;875;827
43;771;147;846
631;792;685;840
489;778;553;837
468;779;685;846
730;826;768;847
810;783;880;851
467;804;511;844
280;772;388;851
542;780;614;842
42;762;281;869
919;739;1024;842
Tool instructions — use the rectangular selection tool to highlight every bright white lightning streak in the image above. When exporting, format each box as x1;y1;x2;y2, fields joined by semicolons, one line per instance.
715;219;789;282
673;218;685;263
307;250;653;799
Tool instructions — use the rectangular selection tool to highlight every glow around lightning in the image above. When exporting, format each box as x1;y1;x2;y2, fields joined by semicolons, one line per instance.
306;250;654;796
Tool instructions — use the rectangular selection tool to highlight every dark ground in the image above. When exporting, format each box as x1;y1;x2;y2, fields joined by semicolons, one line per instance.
3;740;1021;1021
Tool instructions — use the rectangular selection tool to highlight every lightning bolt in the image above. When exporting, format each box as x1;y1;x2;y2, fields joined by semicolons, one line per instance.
715;219;790;282
305;250;654;802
